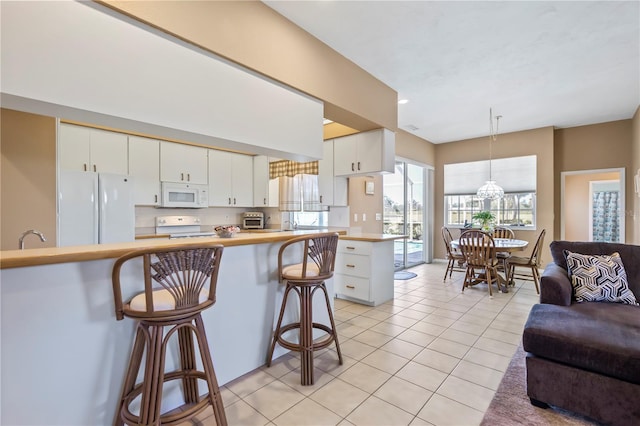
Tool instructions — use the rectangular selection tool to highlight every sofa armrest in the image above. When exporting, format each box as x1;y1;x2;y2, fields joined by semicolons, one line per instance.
540;263;573;306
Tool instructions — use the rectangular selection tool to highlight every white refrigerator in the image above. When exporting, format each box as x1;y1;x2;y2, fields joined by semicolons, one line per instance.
58;170;135;247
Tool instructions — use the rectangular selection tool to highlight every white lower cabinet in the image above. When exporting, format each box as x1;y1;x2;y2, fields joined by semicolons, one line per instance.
334;238;395;306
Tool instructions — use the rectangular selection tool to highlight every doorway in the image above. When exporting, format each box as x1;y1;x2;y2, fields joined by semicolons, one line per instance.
561;168;625;242
383;160;430;270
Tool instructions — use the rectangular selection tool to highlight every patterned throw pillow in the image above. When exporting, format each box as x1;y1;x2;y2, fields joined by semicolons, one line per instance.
564;250;638;305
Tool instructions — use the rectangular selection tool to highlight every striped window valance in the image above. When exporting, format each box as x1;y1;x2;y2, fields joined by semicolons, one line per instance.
269;160;319;179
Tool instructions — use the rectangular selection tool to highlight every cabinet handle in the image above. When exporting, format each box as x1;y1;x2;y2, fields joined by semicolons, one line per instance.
181;173;184;181
264;198;267;205
93;164;97;172
228;197;231;205
83;163;87;171
346;246;356;250
155;194;158;203
187;173;190;181
351;162;355;172
320;195;323;203
346;264;355;268
233;197;236;205
346;285;355;289
357;161;361;171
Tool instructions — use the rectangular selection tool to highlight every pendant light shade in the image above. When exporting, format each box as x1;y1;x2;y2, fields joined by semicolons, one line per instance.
477;108;504;199
477;180;504;200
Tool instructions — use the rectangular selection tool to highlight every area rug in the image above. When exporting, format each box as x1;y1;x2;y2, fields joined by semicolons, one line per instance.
481;345;601;425
394;271;417;280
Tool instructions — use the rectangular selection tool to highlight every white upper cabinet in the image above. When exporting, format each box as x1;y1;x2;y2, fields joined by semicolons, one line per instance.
208;150;253;207
58;123;128;174
318;140;347;207
128;136;160;206
159;141;208;184
333;128;395;177
253;156;279;208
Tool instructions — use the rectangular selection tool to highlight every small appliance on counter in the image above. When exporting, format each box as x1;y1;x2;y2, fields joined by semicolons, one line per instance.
155;215;216;238
242;212;264;229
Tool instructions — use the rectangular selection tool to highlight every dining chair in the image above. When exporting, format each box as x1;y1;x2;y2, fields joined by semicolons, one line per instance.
507;229;546;294
493;226;515;282
442;226;466;281
458;230;501;297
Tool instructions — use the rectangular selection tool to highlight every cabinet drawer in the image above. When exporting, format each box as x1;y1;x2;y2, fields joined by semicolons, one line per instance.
335;275;370;301
338;240;372;255
335;253;370;278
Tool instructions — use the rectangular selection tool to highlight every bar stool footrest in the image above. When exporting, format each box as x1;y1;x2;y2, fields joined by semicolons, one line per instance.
275;322;339;353
120;371;222;426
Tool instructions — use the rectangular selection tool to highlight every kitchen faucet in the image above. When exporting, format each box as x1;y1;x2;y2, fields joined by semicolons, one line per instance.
19;229;46;250
283;220;298;230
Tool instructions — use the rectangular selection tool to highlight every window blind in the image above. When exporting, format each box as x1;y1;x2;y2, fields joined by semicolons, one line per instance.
444;155;536;195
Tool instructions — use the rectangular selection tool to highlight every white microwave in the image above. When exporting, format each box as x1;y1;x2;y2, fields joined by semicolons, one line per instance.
161;182;209;208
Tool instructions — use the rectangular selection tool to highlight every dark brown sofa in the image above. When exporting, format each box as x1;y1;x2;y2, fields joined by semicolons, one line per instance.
523;241;640;425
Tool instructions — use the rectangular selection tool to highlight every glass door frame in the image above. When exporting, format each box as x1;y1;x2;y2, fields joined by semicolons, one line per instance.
384;158;433;270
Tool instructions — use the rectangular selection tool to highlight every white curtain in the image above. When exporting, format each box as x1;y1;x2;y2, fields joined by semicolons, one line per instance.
278;174;323;211
592;191;620;242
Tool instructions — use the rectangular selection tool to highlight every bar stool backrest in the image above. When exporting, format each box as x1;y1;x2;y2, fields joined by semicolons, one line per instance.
112;243;224;321
278;232;339;282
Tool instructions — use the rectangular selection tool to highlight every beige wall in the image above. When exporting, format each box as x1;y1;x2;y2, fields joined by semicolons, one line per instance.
434;127;555;263
100;0;397;133
564;171;621;241
554;120;633;243
348;176;384;233
395;129;435;167
1;109;57;250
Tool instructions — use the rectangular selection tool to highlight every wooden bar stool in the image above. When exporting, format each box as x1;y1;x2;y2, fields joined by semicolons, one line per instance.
111;243;227;426
266;232;343;385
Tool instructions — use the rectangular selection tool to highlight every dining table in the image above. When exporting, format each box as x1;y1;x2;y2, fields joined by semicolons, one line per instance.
450;237;529;292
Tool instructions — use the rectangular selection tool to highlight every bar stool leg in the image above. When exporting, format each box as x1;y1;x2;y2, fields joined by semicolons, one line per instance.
194;315;228;426
266;283;294;366
115;325;147;426
178;326;199;404
319;283;343;364
299;285;314;386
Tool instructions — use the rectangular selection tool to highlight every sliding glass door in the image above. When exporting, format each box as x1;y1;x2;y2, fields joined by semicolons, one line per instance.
383;160;428;270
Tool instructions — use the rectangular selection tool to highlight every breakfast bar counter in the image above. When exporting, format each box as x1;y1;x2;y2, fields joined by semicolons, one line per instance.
0;229;354;425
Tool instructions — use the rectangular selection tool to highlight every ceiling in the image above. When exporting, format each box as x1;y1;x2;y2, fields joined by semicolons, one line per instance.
264;1;640;144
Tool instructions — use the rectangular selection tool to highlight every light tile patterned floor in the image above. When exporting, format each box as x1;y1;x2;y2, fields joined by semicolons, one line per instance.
193;260;540;426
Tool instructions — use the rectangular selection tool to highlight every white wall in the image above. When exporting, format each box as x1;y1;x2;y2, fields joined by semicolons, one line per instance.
1;1;323;161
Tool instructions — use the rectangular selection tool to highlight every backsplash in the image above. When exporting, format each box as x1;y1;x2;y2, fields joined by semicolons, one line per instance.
135;205;350;234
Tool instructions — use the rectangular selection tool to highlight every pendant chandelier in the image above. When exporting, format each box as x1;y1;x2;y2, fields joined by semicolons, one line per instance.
477;108;504;200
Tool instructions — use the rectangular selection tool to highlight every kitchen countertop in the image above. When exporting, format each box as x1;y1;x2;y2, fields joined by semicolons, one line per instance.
0;229;363;269
339;233;408;242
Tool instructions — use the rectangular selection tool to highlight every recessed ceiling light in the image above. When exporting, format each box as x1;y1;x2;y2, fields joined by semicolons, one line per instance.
323;118;334;125
398;99;409;104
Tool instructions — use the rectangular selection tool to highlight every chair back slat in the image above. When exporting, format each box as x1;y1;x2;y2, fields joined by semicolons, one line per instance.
459;230;496;268
493;227;515;239
529;229;546;266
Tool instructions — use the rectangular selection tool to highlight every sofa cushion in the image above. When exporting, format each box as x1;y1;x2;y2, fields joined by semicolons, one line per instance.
523;303;640;384
550;241;640;300
565;251;638;305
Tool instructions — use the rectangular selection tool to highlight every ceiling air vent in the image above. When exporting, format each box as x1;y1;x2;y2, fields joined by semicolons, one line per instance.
404;124;419;131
